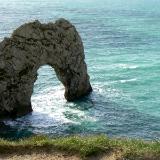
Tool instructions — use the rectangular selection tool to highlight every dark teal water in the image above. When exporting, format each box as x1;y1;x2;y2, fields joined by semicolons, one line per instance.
0;0;160;140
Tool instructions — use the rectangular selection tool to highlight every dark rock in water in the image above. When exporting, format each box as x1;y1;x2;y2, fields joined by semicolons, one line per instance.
0;18;92;118
0;121;5;127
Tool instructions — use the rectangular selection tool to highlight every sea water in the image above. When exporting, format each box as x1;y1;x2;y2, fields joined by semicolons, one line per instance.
0;0;160;140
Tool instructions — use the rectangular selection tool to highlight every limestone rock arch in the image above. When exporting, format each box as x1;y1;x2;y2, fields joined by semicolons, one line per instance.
0;19;92;118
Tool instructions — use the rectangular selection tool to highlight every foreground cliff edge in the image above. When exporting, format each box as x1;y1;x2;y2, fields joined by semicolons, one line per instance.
0;135;159;160
0;19;92;118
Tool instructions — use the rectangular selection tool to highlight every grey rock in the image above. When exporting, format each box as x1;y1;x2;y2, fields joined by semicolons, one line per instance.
0;18;92;118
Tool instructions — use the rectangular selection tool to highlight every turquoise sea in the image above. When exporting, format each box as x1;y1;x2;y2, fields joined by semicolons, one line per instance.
0;0;160;140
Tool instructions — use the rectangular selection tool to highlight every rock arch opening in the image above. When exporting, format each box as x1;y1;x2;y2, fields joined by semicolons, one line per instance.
31;65;65;119
31;65;63;109
0;19;92;119
32;65;61;96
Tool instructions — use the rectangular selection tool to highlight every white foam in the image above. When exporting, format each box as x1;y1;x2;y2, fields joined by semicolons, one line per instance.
120;78;137;83
116;63;138;69
31;85;96;125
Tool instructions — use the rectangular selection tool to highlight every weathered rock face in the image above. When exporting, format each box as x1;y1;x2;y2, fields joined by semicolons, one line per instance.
0;19;92;119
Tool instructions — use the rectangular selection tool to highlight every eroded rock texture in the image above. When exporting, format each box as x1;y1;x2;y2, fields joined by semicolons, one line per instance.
0;19;92;118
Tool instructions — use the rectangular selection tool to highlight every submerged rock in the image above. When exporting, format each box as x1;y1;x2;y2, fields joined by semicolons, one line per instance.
0;19;92;118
